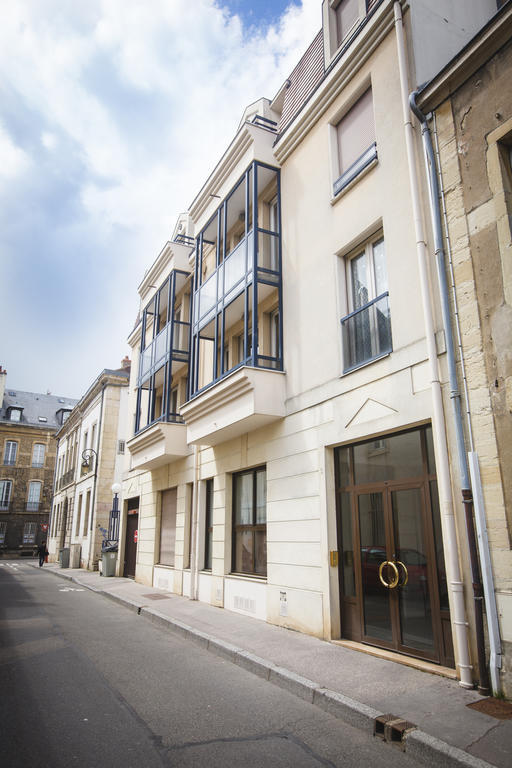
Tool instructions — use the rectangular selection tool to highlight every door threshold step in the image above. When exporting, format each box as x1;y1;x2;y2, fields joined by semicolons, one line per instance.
331;639;457;679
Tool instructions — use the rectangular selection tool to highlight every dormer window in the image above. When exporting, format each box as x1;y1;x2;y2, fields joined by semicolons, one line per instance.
335;0;359;47
9;408;22;422
323;0;369;65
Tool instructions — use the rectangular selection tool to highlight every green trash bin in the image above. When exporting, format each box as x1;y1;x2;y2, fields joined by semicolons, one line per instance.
101;551;117;577
59;548;70;568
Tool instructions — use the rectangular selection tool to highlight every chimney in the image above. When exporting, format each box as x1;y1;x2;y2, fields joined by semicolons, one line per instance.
0;366;7;409
121;356;131;371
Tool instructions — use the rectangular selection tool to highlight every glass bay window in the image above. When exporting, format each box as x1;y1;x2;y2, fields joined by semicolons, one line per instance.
189;161;283;399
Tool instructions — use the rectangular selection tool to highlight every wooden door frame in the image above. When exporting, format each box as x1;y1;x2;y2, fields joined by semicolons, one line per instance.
335;425;448;665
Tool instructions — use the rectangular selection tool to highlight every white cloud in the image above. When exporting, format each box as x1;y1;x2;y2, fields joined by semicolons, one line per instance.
0;0;321;396
0;122;31;179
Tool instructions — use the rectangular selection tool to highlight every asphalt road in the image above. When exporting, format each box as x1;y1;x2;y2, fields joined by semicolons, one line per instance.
0;561;423;767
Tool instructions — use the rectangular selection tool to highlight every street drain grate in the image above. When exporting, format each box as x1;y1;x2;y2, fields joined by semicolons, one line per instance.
374;714;417;748
142;593;172;601
467;698;512;720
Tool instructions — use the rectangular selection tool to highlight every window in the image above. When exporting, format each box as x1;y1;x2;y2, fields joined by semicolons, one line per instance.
334;0;359;46
159;488;177;567
62;411;70;423
38;416;47;423
91;423;97;451
204;479;213;570
32;443;45;467
341;235;391;372
0;521;6;544
3;441;17;466
9;408;22;422
23;522;37;544
75;495;83;537
0;480;12;510
117;440;125;455
27;481;42;511
233;467;266;577
333;87;376;196
83;490;91;536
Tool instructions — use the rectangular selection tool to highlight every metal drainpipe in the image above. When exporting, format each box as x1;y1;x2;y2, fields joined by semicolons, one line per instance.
393;1;473;688
409;91;491;694
190;444;200;600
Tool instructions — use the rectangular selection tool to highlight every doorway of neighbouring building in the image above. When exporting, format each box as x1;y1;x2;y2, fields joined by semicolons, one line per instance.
334;425;454;667
124;499;139;578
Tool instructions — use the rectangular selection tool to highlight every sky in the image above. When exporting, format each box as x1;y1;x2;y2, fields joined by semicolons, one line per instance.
0;0;321;399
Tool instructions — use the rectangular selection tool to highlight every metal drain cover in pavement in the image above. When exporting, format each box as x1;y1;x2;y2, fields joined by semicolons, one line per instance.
142;593;172;600
467;698;512;720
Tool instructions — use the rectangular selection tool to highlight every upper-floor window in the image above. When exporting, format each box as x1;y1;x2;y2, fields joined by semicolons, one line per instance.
333;87;376;197
3;441;17;466
27;481;42;511
334;0;359;47
0;480;12;510
32;443;45;467
341;234;392;372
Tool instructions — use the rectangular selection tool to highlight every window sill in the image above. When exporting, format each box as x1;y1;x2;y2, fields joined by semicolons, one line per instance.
227;572;267;583
331;151;378;205
342;349;391;376
155;563;175;570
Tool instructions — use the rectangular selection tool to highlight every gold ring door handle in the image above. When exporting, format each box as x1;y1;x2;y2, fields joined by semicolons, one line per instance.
396;560;409;587
379;560;399;589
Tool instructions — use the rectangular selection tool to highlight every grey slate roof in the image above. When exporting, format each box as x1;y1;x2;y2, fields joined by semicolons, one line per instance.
0;389;78;429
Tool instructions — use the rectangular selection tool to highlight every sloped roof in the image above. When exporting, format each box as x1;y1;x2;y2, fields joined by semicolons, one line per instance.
278;30;324;134
0;389;78;429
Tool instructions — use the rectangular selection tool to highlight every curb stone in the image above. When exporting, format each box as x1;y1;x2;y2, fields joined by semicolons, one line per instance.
29;564;497;768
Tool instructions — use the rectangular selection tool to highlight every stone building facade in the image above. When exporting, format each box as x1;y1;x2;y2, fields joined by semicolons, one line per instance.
0;366;76;556
48;361;130;570
417;0;512;695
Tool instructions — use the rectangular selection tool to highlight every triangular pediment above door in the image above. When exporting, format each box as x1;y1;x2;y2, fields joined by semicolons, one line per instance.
345;397;398;428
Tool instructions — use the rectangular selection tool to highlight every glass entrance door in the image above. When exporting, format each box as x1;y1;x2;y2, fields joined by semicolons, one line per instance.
336;426;451;665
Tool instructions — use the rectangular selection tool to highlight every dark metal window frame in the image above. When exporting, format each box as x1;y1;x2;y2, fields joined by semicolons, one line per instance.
135;268;190;434
188;161;283;401
232;466;267;578
204;478;214;571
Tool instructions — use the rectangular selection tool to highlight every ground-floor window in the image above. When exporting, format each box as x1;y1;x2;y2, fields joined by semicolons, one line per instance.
23;522;37;544
0;521;6;544
204;479;213;570
159;487;177;567
232;467;266;577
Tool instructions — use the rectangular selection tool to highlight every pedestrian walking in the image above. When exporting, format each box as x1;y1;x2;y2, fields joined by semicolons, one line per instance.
36;540;48;567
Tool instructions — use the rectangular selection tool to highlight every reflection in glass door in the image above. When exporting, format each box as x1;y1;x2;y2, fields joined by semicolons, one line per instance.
358;492;392;643
392;488;434;653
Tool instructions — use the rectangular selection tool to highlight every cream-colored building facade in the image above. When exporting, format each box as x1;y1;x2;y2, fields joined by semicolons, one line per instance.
49;363;130;569
121;1;510;694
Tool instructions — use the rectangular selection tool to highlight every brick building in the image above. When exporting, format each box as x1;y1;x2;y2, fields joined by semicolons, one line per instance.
0;366;77;556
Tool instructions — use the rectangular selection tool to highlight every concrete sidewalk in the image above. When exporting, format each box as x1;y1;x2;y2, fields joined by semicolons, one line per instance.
33;562;511;768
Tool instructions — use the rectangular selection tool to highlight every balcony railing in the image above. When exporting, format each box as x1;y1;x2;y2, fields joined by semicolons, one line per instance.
59;469;75;489
26;502;40;512
32;461;45;468
139;319;190;385
341;292;392;373
0;502;10;511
